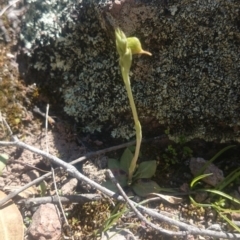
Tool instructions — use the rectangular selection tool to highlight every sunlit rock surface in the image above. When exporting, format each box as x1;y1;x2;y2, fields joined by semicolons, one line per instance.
19;0;240;141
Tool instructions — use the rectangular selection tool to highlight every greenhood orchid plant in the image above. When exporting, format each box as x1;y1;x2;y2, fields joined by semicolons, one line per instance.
103;29;162;197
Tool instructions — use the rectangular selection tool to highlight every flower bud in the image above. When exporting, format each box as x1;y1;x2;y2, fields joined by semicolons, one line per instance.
127;37;152;56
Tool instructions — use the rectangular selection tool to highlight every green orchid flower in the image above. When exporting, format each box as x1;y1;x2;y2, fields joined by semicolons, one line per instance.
115;28;152;184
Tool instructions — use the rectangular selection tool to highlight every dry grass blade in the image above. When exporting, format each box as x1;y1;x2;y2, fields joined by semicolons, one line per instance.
149;193;183;204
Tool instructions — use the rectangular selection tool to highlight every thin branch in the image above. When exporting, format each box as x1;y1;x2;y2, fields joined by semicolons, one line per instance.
2;117;13;135
45;104;50;154
33;105;55;125
17;194;101;206
107;169;185;236
0;111;5;135
0;141;17;146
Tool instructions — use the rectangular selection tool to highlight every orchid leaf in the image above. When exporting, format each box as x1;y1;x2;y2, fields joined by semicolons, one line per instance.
133;161;157;179
120;148;133;173
132;179;161;197
102;180;119;192
108;158;120;170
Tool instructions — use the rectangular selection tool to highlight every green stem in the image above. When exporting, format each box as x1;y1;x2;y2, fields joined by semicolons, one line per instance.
121;68;142;184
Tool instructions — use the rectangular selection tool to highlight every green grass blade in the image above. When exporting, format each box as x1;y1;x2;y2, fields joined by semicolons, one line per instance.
190;173;213;188
204;189;240;205
218;211;240;233
102;204;127;233
189;196;212;208
216;167;240;191
213;203;240;213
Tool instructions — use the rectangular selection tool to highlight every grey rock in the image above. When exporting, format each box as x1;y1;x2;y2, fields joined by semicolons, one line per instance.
101;227;137;240
28;203;62;240
21;170;40;183
61;177;78;195
189;157;224;186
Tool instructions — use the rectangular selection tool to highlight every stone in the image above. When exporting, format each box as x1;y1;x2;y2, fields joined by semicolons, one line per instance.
61;178;78;195
28;203;61;240
101;227;135;240
21;170;40;183
189;158;224;187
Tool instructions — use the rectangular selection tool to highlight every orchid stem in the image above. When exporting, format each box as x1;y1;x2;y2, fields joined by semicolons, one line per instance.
121;68;142;185
115;28;151;185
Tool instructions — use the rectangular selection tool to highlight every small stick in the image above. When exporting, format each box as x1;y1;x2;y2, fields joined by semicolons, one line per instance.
0;111;5;135
2;117;13;135
33;106;55;125
45;104;50;154
17;194;101;206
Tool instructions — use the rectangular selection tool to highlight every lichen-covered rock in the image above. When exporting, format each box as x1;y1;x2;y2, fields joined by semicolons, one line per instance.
19;0;240;141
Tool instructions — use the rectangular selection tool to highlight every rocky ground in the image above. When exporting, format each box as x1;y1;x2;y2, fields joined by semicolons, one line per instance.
1;1;240;240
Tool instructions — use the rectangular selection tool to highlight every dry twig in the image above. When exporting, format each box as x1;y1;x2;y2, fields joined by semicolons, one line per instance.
18;194;101;206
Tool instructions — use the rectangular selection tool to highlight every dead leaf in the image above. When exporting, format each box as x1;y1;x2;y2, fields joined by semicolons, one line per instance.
3;185;39;199
150;193;183;204
0;190;24;240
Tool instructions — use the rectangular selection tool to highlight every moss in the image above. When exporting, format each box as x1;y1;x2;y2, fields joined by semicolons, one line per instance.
67;199;112;238
0;44;38;136
0;48;23;133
